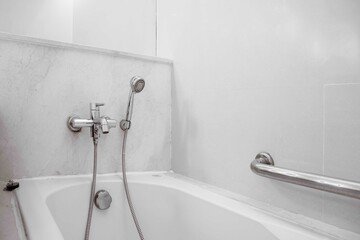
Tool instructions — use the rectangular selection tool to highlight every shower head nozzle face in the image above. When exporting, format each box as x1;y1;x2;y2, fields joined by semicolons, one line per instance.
131;76;145;93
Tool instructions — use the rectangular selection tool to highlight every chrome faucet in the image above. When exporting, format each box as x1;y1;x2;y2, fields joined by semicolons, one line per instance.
67;103;117;142
90;103;111;135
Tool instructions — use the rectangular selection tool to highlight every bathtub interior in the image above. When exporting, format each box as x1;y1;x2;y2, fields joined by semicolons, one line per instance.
46;180;137;240
46;182;276;240
40;174;333;240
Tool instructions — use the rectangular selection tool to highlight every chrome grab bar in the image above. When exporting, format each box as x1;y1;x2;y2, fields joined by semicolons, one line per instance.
251;152;360;200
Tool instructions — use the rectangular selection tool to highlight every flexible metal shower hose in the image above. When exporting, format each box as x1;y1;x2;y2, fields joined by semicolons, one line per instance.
83;131;144;240
85;140;98;240
122;129;145;240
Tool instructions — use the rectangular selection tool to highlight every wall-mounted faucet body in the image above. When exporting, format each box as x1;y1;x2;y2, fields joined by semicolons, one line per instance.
67;103;117;142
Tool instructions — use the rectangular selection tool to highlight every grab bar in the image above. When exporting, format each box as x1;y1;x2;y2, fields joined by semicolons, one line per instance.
251;152;360;200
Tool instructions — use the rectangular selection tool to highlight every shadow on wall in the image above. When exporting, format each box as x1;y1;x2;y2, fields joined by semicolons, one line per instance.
171;72;204;177
0;114;19;180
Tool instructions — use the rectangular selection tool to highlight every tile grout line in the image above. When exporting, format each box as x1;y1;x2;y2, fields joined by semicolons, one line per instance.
321;84;325;221
324;83;360;86
322;85;325;176
155;0;158;57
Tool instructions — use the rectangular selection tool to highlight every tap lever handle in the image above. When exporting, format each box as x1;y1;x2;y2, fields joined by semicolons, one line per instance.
90;103;105;119
90;103;105;110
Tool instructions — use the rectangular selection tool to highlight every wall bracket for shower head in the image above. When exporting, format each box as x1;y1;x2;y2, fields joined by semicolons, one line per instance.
120;120;131;131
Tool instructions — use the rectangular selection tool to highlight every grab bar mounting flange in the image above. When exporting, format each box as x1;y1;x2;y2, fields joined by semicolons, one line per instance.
255;152;274;166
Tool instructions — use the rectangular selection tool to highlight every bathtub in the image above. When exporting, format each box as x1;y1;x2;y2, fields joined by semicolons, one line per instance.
15;172;345;240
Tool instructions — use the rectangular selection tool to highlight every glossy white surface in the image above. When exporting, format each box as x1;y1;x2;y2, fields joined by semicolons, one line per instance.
323;84;360;231
16;172;346;240
0;0;157;55
73;0;157;55
0;32;171;180
0;0;73;42
157;0;360;234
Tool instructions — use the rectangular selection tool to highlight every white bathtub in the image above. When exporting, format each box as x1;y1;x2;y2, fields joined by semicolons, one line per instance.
15;172;344;240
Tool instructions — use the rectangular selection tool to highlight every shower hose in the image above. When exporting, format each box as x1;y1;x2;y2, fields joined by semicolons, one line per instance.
85;139;98;240
122;129;145;240
84;131;144;240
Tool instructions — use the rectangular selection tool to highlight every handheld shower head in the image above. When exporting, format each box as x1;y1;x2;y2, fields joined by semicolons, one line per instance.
120;76;145;131
131;76;145;93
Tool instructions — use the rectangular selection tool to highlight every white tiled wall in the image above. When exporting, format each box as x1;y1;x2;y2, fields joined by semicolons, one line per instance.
0;0;156;55
323;84;360;230
157;0;360;234
0;33;172;180
0;0;73;42
73;0;157;55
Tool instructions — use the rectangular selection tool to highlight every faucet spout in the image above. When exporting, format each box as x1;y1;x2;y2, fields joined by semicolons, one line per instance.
93;116;117;134
99;117;109;134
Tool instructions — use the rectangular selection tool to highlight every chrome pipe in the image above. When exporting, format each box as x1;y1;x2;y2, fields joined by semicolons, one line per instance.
251;152;360;200
71;118;94;128
106;118;117;129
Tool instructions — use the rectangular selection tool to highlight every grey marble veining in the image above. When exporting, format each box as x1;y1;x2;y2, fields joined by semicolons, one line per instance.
0;33;172;180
